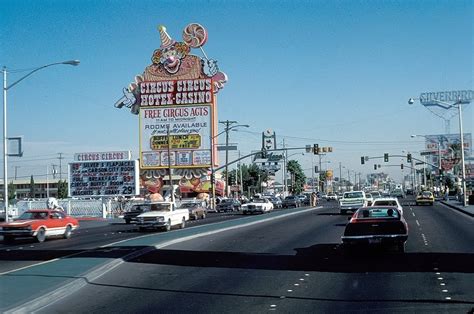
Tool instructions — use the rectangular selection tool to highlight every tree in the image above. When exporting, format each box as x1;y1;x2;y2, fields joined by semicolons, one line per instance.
57;180;69;199
8;181;16;201
287;160;306;194
29;175;35;198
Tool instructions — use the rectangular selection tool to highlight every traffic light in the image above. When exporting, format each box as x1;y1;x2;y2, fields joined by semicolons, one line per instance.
407;153;412;163
401;164;404;169
374;164;377;170
313;144;319;155
361;156;365;165
384;153;389;162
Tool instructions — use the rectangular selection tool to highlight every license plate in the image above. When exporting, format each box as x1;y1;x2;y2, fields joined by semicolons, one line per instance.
369;238;382;244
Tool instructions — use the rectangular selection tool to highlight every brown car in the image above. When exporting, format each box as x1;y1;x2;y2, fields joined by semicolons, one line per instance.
179;202;207;220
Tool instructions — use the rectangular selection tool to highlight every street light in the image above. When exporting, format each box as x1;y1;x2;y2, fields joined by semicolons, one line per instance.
409;95;469;206
2;60;80;221
217;121;249;197
411;134;442;191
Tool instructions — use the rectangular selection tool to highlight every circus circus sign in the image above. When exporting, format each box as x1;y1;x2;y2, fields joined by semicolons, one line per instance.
114;23;227;115
114;23;227;181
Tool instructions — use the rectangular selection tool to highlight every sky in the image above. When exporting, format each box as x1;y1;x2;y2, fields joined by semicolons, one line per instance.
1;0;472;184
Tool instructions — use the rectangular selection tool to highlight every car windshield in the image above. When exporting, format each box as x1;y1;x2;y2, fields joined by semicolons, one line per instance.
421;192;432;197
285;196;296;200
373;200;398;206
18;211;48;220
366;193;372;198
179;203;198;208
148;203;171;212
356;207;400;219
251;199;266;203
344;192;364;198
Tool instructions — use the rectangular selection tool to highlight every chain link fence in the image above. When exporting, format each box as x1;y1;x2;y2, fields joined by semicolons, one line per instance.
4;198;184;219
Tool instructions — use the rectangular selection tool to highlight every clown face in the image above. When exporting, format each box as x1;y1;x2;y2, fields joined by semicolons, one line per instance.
160;46;181;74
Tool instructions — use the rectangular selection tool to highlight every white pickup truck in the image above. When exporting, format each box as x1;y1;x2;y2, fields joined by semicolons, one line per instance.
339;191;367;214
135;201;189;231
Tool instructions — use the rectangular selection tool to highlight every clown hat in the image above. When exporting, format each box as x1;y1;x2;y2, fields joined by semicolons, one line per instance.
158;25;175;48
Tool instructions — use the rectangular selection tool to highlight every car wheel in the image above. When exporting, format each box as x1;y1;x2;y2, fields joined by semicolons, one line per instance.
63;225;72;239
138;227;146;232
165;219;172;232
125;218;131;224
36;228;46;243
180;218;186;229
341;210;346;215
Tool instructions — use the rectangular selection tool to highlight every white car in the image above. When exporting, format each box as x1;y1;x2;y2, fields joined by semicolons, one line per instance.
242;198;274;214
371;197;403;215
365;193;374;206
136;201;189;231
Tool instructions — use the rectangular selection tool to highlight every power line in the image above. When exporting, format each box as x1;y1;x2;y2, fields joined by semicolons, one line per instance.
236;130;425;145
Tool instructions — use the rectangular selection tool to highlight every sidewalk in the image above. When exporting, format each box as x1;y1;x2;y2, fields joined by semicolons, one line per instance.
439;199;474;217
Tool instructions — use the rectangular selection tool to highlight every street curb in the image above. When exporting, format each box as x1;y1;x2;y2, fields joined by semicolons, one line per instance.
439;201;474;217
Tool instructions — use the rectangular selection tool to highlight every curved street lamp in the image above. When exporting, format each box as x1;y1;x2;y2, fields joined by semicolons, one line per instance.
408;95;470;206
217;121;249;197
2;60;80;221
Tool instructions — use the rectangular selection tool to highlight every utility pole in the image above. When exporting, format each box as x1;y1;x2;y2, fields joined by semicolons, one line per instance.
219;120;237;197
339;162;342;192
57;153;64;180
283;138;287;197
14;166;20;180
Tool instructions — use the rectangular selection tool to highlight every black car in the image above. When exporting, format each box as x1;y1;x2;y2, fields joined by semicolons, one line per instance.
217;199;241;212
282;196;301;208
297;195;310;206
342;206;408;252
268;197;283;209
123;204;149;224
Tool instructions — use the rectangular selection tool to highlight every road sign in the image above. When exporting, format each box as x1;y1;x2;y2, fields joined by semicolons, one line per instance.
420;151;436;156
217;145;237;151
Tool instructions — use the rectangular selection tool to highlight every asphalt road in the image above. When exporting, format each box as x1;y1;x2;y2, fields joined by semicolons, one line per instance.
2;201;474;313
11;198;471;314
0;210;248;274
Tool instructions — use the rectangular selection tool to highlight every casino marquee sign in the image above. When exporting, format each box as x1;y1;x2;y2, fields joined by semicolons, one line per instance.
114;23;227;180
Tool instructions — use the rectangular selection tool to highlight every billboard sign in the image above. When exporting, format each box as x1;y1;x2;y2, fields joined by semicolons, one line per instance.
424;133;472;172
140;104;212;169
114;23;227;183
420;90;473;105
74;151;131;162
68;160;139;197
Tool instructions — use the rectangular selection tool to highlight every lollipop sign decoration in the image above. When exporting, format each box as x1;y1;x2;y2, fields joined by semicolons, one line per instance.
183;23;208;48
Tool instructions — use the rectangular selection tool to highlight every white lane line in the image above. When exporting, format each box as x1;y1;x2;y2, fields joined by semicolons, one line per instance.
0;258;60;276
104;206;323;248
412;213;416;217
416;220;420;227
